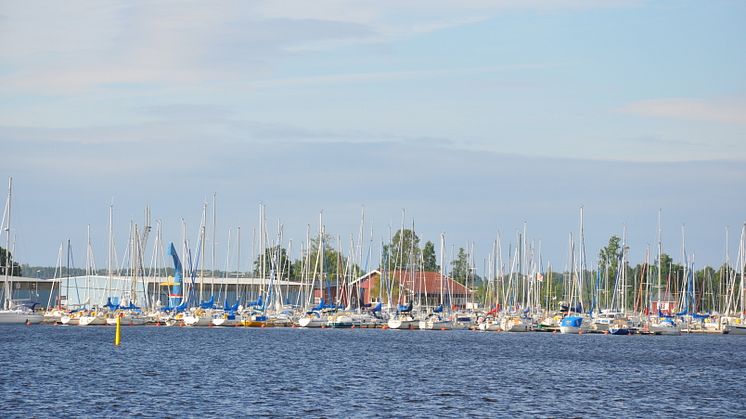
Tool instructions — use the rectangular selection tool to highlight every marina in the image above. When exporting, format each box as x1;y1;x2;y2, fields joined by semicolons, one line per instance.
2;2;745;417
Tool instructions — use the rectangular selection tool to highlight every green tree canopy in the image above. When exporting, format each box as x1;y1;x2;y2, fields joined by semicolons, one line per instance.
422;241;439;272
598;235;622;280
449;247;470;284
383;229;421;271
253;245;294;279
301;233;360;283
0;246;21;277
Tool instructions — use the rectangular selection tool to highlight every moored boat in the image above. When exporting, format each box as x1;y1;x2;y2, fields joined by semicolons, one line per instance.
559;315;584;334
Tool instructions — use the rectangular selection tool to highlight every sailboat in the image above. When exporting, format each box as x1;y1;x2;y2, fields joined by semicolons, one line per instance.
0;178;43;325
79;226;107;326
387;300;417;329
560;208;592;334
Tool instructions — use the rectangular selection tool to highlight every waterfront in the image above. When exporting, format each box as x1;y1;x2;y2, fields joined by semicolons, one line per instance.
1;325;744;418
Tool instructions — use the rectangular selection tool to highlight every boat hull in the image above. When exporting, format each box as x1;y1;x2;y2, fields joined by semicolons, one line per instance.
183;315;212;327
387;318;417;330
79;315;107;326
0;310;44;324
728;325;746;335
298;316;326;328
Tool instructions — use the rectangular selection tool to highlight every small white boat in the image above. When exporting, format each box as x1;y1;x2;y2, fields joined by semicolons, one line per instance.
649;318;681;335
298;312;327;328
211;313;241;327
183;313;212;327
327;313;354;328
387;314;418;330
60;313;81;326
559;315;585;334
419;315;452;330
0;308;44;324
79;312;107;326
106;313;147;326
477;318;501;331
500;316;530;332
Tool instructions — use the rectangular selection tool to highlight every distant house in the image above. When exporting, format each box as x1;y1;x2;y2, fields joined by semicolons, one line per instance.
314;269;472;309
650;291;677;315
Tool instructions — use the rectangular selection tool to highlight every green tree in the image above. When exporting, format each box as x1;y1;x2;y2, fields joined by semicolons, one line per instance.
383;229;421;271
0;246;21;276
422;241;439;272
658;253;683;282
302;233;359;284
449;247;469;284
598;235;622;281
253;245;294;279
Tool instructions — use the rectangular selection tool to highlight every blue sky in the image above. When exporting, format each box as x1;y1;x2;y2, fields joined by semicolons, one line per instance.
1;1;744;269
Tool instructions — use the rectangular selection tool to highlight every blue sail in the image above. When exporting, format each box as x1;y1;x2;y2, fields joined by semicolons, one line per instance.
199;295;215;309
658;309;674;319
167;242;184;308
224;299;240;312
370;302;382;313
432;304;443;313
105;297;120;311
121;302;140;311
397;301;413;313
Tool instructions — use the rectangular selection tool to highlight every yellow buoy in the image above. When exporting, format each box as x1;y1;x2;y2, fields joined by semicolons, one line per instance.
115;316;121;346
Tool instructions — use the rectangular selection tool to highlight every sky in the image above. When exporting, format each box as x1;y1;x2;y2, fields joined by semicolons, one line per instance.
1;0;745;271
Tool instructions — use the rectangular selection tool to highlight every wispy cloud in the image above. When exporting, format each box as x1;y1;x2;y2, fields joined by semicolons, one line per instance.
621;97;746;126
0;0;632;93
245;64;550;89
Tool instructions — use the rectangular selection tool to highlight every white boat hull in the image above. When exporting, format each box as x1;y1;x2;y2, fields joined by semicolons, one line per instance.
106;315;147;326
477;321;501;331
388;318;417;329
0;310;44;324
79;315;107;326
327;315;354;328
298;316;327;328
183;315;212;326
212;317;240;327
501;317;530;332
60;315;79;325
559;325;582;334
649;324;681;335
419;319;452;330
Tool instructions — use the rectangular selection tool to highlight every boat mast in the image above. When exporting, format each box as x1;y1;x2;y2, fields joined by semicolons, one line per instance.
106;203;113;306
439;233;445;308
2;177;12;310
211;193;216;300
656;209;662;314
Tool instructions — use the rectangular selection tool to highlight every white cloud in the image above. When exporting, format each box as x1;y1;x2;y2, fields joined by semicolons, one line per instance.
0;0;635;93
621;97;746;126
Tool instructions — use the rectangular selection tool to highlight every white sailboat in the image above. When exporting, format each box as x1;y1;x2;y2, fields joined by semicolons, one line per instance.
0;178;43;325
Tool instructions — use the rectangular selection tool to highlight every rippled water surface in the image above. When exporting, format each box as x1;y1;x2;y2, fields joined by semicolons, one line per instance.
1;325;745;418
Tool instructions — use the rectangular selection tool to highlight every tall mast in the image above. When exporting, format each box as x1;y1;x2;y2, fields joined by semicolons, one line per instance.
439;233;445;307
106;203;113;304
2;177;12;310
578;207;585;309
211;193;217;298
657;209;662;311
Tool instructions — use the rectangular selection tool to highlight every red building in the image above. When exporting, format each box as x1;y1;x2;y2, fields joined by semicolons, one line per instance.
312;270;472;309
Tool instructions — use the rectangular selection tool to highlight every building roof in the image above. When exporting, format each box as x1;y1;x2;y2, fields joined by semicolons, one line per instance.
392;270;472;296
353;270;471;296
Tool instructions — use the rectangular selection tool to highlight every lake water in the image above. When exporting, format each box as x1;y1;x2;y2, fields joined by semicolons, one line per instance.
1;325;745;418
